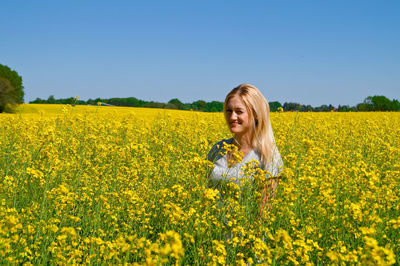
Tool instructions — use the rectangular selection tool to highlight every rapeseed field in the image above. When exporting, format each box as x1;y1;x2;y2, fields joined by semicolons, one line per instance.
1;104;399;265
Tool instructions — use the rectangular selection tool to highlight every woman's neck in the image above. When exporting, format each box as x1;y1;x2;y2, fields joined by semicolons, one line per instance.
233;133;253;152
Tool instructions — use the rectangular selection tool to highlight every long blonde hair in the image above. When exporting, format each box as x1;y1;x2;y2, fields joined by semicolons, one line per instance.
224;83;274;167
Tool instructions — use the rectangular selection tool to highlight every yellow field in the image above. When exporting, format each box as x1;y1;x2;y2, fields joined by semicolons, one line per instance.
1;104;399;265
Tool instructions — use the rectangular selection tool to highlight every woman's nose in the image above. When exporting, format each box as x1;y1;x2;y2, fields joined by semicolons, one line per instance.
230;112;237;120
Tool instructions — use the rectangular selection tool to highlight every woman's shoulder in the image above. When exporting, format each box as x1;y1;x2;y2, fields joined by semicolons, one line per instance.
207;138;233;163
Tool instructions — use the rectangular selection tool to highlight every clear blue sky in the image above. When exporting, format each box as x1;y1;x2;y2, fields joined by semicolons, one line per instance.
1;0;399;106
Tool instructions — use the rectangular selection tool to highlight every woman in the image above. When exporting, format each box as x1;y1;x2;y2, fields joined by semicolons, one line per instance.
207;83;284;213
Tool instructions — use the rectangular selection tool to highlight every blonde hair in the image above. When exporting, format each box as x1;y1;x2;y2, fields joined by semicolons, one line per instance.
224;83;274;167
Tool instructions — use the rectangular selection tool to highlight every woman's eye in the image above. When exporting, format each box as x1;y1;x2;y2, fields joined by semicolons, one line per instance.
237;111;243;114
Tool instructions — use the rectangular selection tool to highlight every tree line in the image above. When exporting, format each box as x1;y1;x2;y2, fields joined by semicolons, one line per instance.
1;63;399;113
279;95;400;112
30;95;400;112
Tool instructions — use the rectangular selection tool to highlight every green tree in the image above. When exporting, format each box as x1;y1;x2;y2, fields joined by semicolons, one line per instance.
392;99;400;111
369;95;394;111
168;98;184;109
357;95;399;111
338;105;351;112
269;101;282;112
191;100;207;111
0;64;24;112
47;95;56;104
30;97;46;104
206;101;223;112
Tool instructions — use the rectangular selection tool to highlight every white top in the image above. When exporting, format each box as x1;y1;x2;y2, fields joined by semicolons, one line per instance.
207;138;284;186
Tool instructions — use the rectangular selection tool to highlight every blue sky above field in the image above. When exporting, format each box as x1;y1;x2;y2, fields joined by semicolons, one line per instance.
1;0;399;106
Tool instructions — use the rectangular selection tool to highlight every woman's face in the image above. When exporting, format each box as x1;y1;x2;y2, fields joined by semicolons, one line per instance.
225;95;253;137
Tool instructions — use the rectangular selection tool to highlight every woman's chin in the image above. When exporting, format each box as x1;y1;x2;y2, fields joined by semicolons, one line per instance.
229;128;241;134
